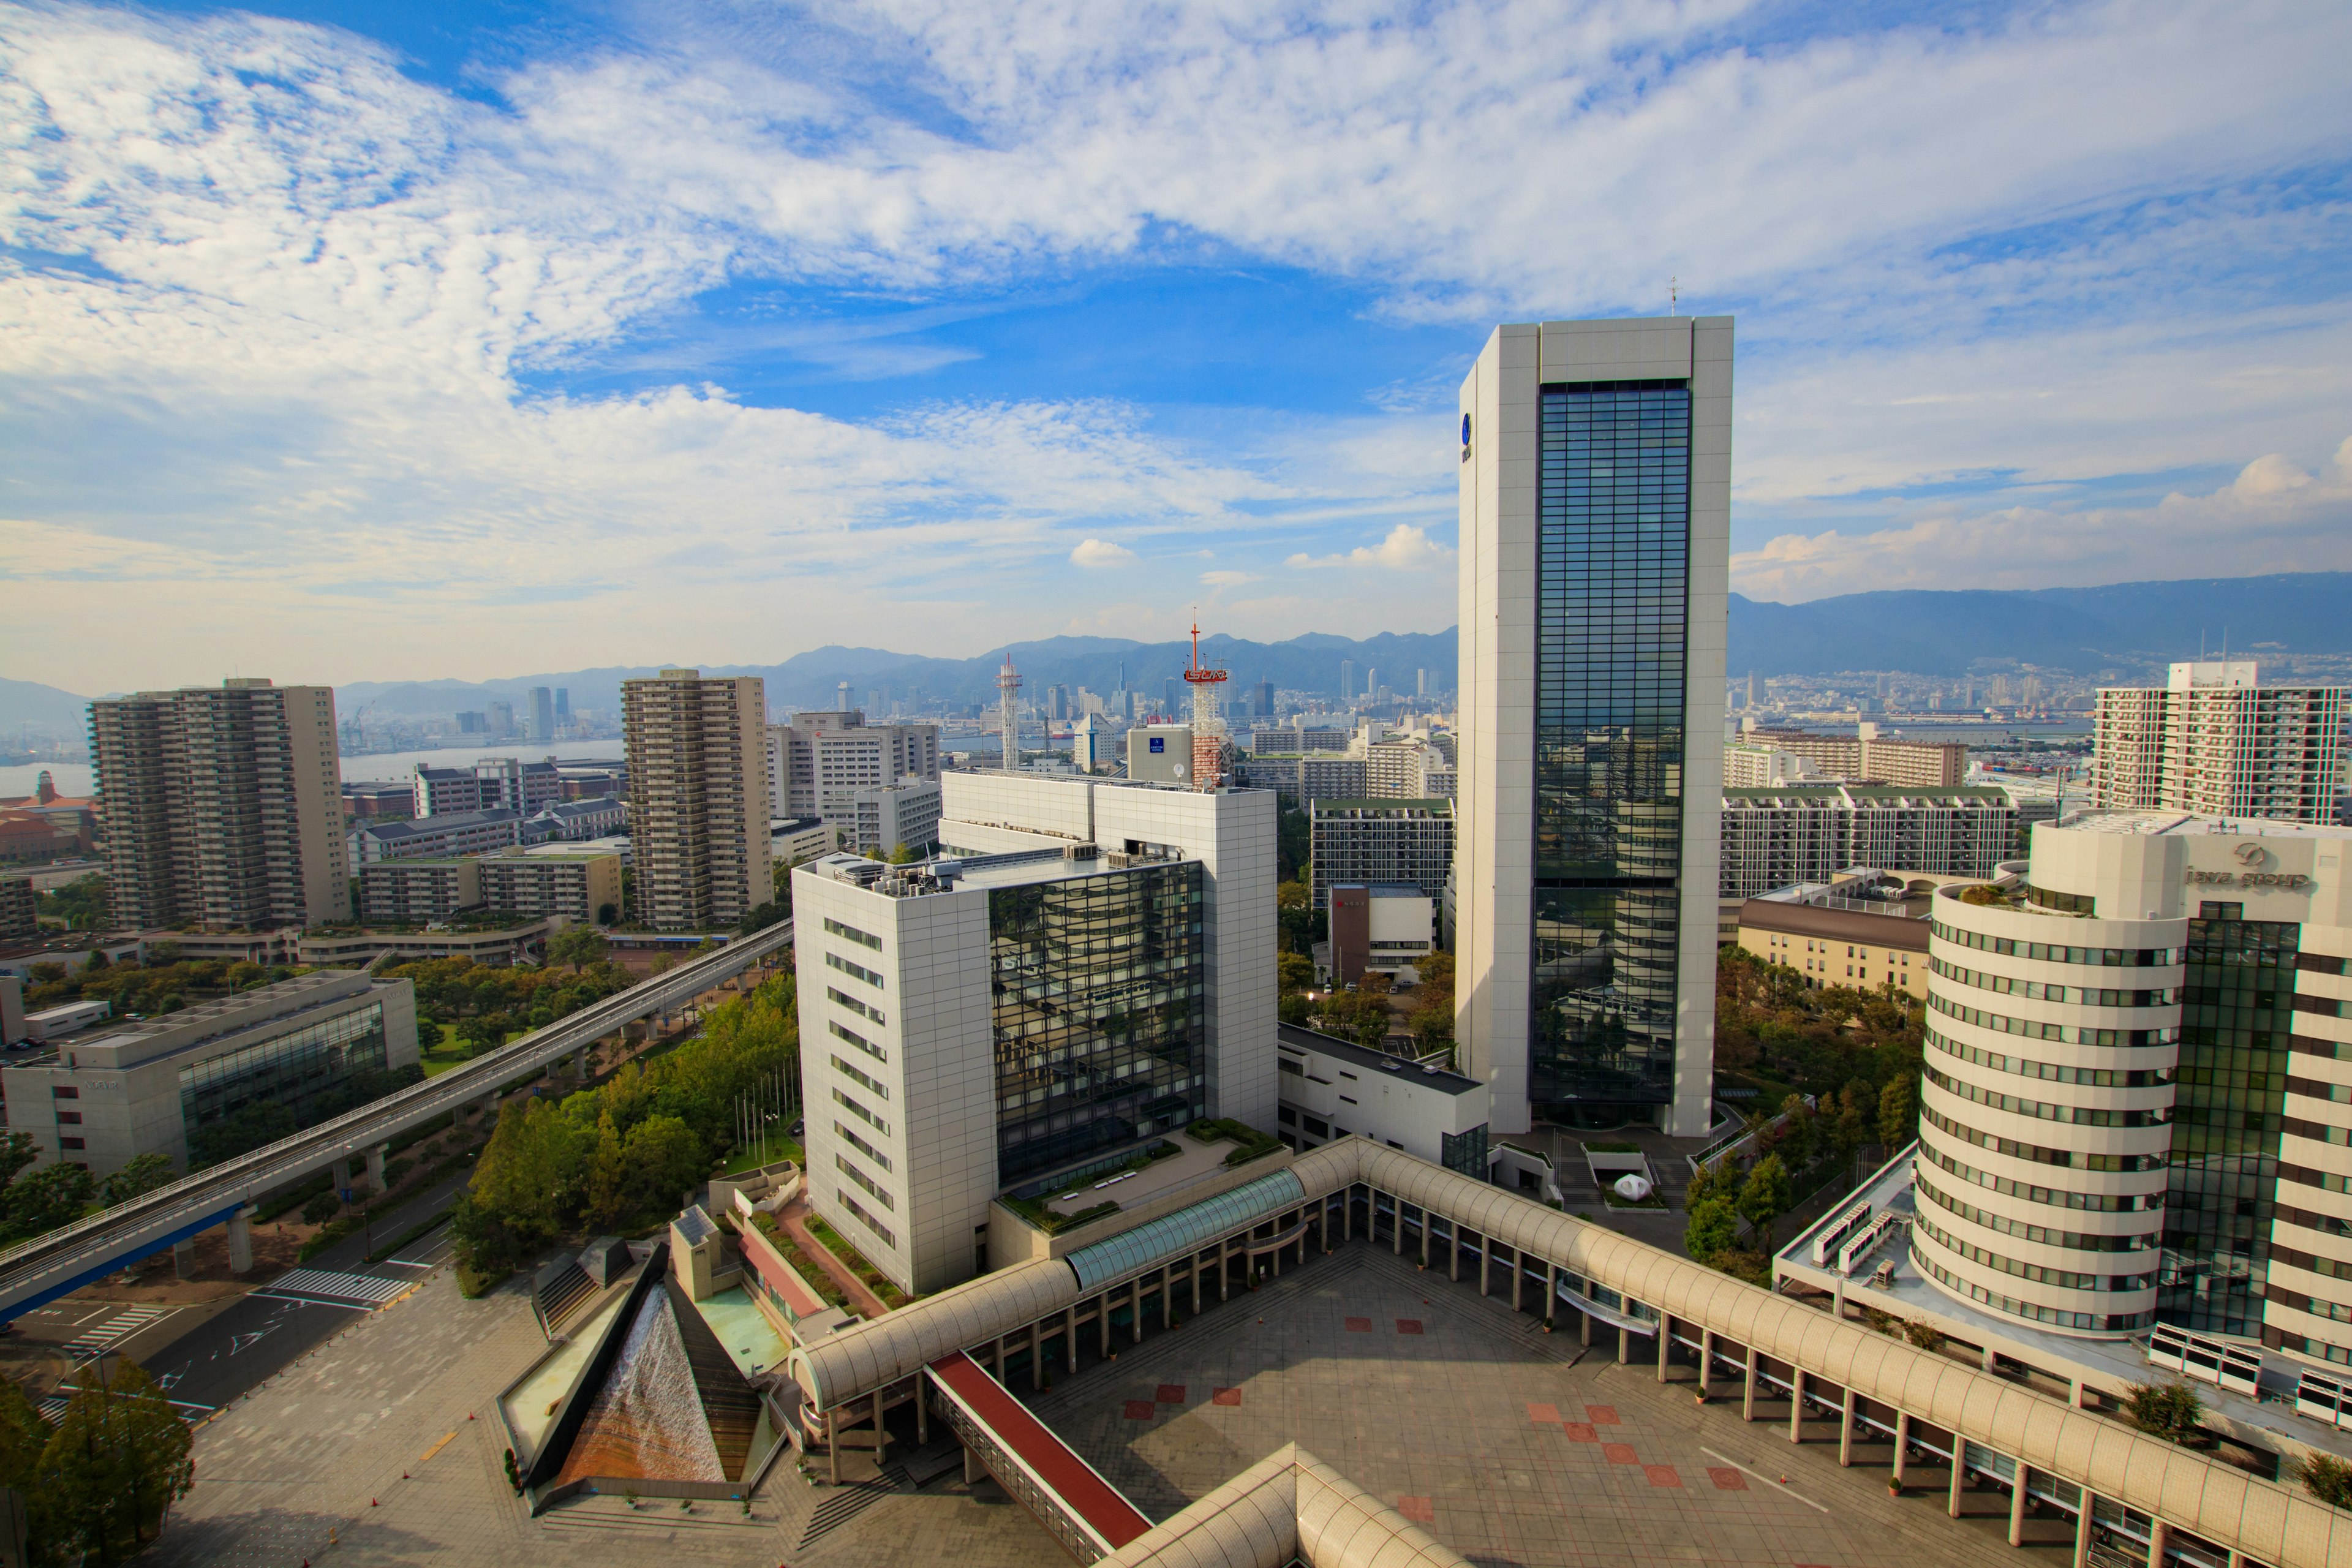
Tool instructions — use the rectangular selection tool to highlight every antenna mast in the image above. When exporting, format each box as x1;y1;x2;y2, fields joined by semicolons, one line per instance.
997;653;1022;774
1182;617;1230;791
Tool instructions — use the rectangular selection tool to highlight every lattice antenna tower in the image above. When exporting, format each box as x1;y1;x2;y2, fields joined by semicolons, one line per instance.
1182;616;1229;791
997;652;1022;773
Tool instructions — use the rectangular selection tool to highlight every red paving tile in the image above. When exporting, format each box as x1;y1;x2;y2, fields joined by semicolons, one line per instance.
1585;1404;1620;1425
1395;1319;1425;1335
1156;1384;1186;1404
1397;1496;1435;1523
1708;1468;1747;1491
1602;1443;1639;1465
1526;1402;1561;1425
1123;1400;1156;1420
1645;1465;1681;1488
1344;1316;1374;1332
1212;1387;1241;1406
1561;1423;1597;1442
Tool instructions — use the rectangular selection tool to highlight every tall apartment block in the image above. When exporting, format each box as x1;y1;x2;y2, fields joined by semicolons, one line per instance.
2093;662;2346;824
621;669;772;930
1308;799;1455;911
1718;785;2016;899
89;678;349;930
1737;723;1969;790
1915;812;2352;1366
1456;317;1730;1136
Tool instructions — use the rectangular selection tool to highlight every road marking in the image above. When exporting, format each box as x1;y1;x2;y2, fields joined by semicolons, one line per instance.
59;1304;175;1365
249;1292;372;1311
1698;1447;1831;1513
268;1268;415;1305
420;1430;457;1464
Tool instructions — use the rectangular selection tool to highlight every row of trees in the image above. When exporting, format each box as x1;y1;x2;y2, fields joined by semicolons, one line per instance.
384;950;634;1052
450;973;799;1283
20;948;294;1018
0;1136;178;1247
0;1359;192;1565
1683;1079;1915;1283
1714;944;1925;1108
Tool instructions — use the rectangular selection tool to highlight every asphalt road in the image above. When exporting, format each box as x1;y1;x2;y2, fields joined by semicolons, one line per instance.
137;1164;474;1418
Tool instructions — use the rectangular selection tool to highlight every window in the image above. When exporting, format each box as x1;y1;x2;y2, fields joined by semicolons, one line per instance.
839;1191;895;1249
178;1001;388;1140
832;1056;888;1099
829;1019;886;1063
828;986;884;1025
1278;1106;1297;1125
826;951;885;989
50;1087;77;1099
835;1153;894;1210
59;1137;83;1151
823;916;883;951
55;1112;81;1125
1279;1057;1305;1077
832;1087;890;1136
836;1123;892;1171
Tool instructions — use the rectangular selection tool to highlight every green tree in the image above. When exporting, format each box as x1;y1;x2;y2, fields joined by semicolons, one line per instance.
887;842;916;865
1878;1077;1915;1150
2;1164;96;1245
32;1357;193;1564
1774;1094;1814;1169
2122;1380;2204;1444
620;1115;706;1214
584;1110;630;1229
1735;1155;1793;1251
1276;951;1314;995
1684;1197;1740;1262
186;1102;296;1170
98;1155;176;1209
1833;1080;1871;1159
547;927;610;972
2301;1451;2352;1510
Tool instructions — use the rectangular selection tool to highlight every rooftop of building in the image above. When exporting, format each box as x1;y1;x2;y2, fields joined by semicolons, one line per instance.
355;807;520;839
804;844;1191;899
1305;797;1453;813
13;968;383;1071
1329;883;1430;900
1724;783;2011;803
1276;1023;1480;1096
2056;809;2352;840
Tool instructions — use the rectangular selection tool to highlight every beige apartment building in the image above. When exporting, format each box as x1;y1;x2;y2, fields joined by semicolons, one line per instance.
1738;722;1969;788
622;670;772;930
2092;660;2345;824
89;679;349;929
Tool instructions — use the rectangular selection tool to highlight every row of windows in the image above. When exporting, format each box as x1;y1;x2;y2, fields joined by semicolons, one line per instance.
833;1086;889;1137
826;950;885;989
1929;957;2176;1008
1921;1104;2163;1172
829;986;884;1025
1920;1142;2161;1213
1931;922;2180;968
1925;1064;2164;1128
1915;1170;2158;1253
2279;1162;2349;1196
1912;1245;2155;1333
837;1121;892;1172
835;1152;894;1210
829;1019;886;1063
2271;1243;2352;1285
839;1189;895;1250
1914;1211;2153;1292
1928;992;2176;1049
2264;1285;2352;1325
1926;1026;2169;1088
823;915;881;951
2285;1117;2351;1148
832;1055;888;1101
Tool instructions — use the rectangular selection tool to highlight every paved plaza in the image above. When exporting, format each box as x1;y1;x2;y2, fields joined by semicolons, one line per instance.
147;1238;2071;1567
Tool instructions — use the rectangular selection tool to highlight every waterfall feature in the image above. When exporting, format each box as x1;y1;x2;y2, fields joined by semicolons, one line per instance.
555;1291;724;1485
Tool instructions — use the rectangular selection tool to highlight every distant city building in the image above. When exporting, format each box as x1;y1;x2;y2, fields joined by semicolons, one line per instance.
1308;798;1453;911
1327;883;1438;986
1251;679;1275;718
358;858;480;924
90;678;350;930
1070;714;1110;775
845;779;941;858
1364;739;1455;801
1737;723;1968;788
1238;755;1371;802
1718;785;2015;900
1456;317;1732;1136
488;699;516;739
2092;661;2346;824
771;815;834;867
412;756;564;818
766;710;941;834
455;710;488;734
0;878;34;941
1249;726;1351;755
478;848;622;925
1722;741;1826;789
522;794;626;844
341;780;416;822
554;688;571;725
529;686;556;744
624;669;773;930
0;968;417;1175
349;807;522;865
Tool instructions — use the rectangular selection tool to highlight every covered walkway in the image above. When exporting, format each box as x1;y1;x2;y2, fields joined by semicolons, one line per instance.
926;1351;1150;1561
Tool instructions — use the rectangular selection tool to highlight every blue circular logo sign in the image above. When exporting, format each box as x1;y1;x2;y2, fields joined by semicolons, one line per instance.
1460;413;1472;447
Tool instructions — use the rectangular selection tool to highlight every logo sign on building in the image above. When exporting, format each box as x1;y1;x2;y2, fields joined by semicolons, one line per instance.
1150;737;1165;753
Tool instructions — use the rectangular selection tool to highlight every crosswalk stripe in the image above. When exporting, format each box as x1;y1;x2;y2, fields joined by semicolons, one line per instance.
266;1268;412;1305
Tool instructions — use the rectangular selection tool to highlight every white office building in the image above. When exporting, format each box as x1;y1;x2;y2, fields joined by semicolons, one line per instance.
1455;316;1731;1136
2093;662;2346;824
767;710;942;827
845;778;941;858
1719;785;2016;900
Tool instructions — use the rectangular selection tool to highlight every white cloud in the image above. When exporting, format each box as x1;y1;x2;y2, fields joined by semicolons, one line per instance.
1068;538;1138;567
1287;524;1455;572
1199;569;1258;587
1732;439;2352;601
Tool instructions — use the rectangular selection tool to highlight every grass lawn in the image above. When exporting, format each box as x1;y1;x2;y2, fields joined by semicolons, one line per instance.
421;1022;470;1078
714;1138;802;1178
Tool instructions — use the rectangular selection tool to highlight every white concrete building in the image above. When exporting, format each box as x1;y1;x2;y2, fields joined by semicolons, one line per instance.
845;778;940;858
2093;661;2346;824
937;771;1279;1136
793;847;1211;1294
1128;725;1193;785
1455;316;1731;1136
1275;1024;1488;1172
768;710;942;826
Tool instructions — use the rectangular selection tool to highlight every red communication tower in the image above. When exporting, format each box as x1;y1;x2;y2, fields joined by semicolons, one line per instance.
1182;619;1229;790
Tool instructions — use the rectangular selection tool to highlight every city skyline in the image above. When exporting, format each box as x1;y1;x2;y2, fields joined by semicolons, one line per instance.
5;2;2351;694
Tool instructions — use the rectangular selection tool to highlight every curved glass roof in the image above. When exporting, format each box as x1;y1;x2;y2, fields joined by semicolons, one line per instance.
1063;1169;1307;1291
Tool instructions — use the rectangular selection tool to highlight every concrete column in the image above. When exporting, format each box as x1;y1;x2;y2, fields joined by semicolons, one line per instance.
962;1441;982;1486
1982;1344;1998;1374
2009;1464;2029;1547
1616;1325;1629;1365
916;1384;929;1446
1392;1196;1403;1255
1839;1388;1856;1466
2068;1377;2087;1409
1511;1250;1523;1313
1419;1209;1430;1267
1221;1241;1232;1302
1656;1314;1672;1383
1581;1309;1593;1347
1100;1294;1112;1357
1131;1283;1142;1344
1031;1324;1043;1391
2073;1491;2094;1568
1743;1348;1758;1420
1949;1444;1966;1518
227;1205;255;1275
828;1412;841;1484
1447;1221;1459;1282
2226;1551;2245;1568
1698;1330;1714;1398
1892;1412;1910;1485
366;1142;388;1194
873;1391;889;1466
1343;1193;1352;1242
1162;1265;1174;1325
1789;1368;1806;1442
173;1239;196;1281
993;1335;1005;1376
2148;1518;2169;1567
1833;1274;1846;1319
1546;1262;1557;1325
1479;1235;1490;1296
1067;1306;1079;1373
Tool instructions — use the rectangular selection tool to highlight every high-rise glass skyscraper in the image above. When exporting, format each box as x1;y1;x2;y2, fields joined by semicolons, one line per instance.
1455;318;1731;1136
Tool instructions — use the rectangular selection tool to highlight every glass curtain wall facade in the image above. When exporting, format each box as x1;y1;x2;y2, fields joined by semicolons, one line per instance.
1531;381;1691;1114
2158;905;2297;1336
990;862;1207;1182
178;1002;388;1137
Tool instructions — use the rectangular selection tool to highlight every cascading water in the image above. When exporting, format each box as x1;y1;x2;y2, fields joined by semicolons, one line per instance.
555;1291;723;1485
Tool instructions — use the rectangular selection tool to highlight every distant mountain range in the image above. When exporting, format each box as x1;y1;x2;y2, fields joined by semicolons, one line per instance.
6;572;2347;729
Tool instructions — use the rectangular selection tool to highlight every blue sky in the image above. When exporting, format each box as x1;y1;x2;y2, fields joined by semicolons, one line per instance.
3;0;2350;690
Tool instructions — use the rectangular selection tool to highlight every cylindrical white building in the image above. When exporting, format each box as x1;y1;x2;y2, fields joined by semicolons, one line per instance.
1915;850;2185;1336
